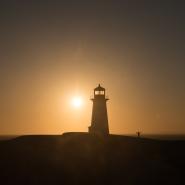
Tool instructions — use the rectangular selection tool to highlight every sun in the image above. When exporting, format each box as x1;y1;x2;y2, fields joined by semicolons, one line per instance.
71;96;83;108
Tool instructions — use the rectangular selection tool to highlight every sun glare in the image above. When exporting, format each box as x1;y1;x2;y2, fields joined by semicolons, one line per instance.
71;96;83;108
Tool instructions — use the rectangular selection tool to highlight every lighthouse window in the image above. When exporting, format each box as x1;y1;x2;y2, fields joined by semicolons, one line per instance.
95;91;105;95
100;91;104;95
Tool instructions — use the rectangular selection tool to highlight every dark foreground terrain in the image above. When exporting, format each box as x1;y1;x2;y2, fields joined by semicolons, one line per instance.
0;133;185;185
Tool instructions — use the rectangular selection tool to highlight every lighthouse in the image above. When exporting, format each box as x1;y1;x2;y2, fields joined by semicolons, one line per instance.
88;84;109;135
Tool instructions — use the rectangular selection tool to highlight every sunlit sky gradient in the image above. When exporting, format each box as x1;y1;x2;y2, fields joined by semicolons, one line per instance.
0;0;185;135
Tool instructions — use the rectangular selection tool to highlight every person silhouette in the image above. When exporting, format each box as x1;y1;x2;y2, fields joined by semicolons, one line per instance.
136;131;141;138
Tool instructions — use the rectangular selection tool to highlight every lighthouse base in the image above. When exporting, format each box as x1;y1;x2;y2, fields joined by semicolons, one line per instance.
88;125;109;135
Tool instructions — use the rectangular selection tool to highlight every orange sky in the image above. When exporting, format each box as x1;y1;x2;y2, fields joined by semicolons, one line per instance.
0;52;184;135
0;1;185;135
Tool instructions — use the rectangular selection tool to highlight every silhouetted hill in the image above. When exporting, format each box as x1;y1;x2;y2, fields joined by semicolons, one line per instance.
0;133;185;185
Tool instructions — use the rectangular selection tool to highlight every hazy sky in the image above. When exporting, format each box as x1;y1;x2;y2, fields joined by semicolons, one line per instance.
0;0;185;135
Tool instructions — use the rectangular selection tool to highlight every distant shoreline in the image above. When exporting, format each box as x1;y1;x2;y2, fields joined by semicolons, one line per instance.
126;134;185;140
0;135;19;140
1;134;185;141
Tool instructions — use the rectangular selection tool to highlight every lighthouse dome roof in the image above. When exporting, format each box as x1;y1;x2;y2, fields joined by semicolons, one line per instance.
94;84;105;91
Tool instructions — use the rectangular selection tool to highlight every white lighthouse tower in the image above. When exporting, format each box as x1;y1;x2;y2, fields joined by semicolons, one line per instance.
88;84;109;135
